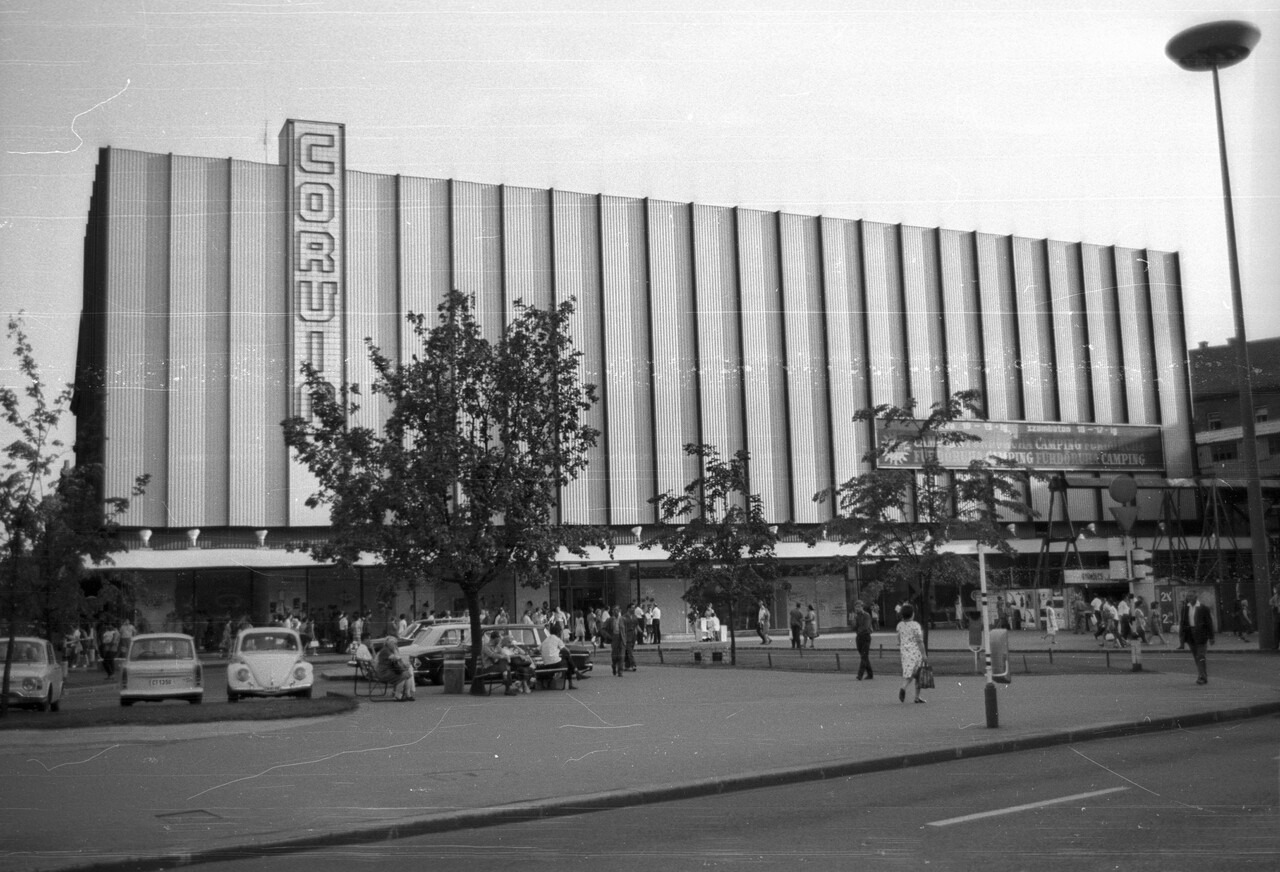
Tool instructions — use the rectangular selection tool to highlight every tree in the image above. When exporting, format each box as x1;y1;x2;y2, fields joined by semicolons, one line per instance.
283;291;603;694
1;316;147;715
645;444;781;665
816;389;1036;645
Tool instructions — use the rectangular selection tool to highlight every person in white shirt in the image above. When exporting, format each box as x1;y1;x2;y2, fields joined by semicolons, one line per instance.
539;631;578;689
650;604;662;645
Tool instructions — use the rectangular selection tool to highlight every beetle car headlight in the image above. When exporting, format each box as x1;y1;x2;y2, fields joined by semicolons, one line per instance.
293;665;307;682
234;667;250;683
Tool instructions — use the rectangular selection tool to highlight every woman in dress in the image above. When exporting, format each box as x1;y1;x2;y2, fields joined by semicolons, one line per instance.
896;604;927;704
803;604;818;648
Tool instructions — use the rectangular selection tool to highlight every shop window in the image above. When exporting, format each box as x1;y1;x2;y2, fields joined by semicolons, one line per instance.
1206;412;1222;431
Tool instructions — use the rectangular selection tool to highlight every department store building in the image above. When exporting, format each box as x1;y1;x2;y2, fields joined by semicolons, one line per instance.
72;120;1196;646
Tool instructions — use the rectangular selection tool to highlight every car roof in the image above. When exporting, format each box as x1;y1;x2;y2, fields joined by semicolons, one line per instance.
131;633;195;641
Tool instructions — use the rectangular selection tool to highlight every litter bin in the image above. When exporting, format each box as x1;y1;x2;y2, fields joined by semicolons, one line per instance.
442;660;465;694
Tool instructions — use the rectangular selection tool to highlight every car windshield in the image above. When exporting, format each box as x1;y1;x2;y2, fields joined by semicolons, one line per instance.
130;638;195;660
7;641;46;663
241;633;299;652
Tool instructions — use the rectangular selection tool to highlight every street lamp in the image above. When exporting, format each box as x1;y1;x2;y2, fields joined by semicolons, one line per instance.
1166;20;1274;651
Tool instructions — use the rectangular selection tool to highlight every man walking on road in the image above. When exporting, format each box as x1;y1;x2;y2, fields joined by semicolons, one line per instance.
1180;592;1215;685
789;602;804;649
756;601;772;644
853;600;874;680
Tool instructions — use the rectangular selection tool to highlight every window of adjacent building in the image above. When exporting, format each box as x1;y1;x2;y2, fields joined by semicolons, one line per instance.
1207;412;1222;431
1268;434;1280;456
1256;406;1269;423
1210;443;1237;462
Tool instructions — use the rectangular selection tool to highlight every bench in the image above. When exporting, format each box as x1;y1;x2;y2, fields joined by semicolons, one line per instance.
349;657;394;698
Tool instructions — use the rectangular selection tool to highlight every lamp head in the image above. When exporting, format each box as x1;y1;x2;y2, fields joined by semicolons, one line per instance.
1167;20;1260;71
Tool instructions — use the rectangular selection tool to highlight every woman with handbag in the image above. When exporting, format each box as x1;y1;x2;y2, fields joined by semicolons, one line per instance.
896;604;928;704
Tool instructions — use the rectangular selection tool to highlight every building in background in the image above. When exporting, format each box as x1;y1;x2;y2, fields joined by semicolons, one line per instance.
1189;336;1280;478
73;120;1197;645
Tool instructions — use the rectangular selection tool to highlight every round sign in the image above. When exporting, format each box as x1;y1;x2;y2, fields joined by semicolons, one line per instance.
1108;475;1137;504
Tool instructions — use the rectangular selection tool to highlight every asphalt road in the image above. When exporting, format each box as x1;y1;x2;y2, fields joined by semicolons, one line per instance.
186;713;1280;872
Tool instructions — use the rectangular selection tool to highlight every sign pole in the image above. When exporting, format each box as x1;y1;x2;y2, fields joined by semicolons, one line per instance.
978;543;998;728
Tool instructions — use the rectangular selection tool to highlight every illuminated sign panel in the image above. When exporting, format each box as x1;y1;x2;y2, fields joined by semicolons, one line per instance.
875;420;1165;472
281;119;345;418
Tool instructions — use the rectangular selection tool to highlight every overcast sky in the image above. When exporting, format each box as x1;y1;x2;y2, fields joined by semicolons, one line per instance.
2;0;1278;423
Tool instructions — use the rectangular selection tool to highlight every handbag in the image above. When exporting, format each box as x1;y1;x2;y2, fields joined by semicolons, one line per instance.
917;661;935;690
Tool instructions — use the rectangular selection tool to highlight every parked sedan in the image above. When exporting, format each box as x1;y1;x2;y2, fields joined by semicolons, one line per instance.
397;621;471;685
1;637;65;712
425;623;594;682
120;633;204;706
226;627;314;702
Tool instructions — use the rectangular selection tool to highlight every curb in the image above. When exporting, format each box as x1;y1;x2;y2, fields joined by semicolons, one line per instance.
60;699;1280;872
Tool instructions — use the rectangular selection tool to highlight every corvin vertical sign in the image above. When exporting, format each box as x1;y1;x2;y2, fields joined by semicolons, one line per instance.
281;119;345;525
281;119;345;420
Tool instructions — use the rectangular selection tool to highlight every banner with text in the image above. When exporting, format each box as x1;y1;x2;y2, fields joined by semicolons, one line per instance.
875;420;1164;472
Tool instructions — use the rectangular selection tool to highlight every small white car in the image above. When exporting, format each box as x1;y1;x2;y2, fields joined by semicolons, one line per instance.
120;633;204;706
2;637;66;712
226;627;314;702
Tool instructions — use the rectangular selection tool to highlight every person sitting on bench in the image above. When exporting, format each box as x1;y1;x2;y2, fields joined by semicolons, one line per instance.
501;632;536;693
373;636;415;702
540;629;578;689
482;630;516;696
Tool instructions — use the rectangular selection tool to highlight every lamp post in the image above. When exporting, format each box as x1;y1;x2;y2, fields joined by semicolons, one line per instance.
1166;20;1274;651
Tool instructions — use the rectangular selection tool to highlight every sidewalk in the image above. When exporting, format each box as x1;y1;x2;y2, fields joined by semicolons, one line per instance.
2;641;1276;872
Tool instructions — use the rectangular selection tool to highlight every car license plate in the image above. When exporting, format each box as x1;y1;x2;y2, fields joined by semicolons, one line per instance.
150;678;173;687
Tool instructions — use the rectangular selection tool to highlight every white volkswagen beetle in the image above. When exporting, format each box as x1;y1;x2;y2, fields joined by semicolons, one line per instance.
226;627;314;702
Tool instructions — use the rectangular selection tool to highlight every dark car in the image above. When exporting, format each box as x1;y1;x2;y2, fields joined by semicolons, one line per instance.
414;623;594;684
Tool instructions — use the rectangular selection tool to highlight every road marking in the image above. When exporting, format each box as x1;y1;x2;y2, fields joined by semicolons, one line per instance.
926;787;1130;827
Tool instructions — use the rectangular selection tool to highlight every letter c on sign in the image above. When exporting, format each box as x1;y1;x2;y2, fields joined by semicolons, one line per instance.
297;133;336;174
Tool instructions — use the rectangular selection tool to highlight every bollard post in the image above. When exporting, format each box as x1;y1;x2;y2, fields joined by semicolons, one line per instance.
767;652;772;669
836;653;841;671
1130;638;1143;672
658;646;664;665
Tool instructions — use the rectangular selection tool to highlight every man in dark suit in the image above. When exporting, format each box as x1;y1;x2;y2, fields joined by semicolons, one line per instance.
1180;592;1215;685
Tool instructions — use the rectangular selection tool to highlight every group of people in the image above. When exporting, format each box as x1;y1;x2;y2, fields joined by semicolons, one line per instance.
786;602;819;649
61;616;137;679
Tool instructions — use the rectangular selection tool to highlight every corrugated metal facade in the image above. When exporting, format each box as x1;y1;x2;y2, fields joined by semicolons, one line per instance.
77;132;1195;533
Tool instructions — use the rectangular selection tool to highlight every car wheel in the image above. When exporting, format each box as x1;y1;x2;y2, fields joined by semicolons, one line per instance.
298;687;313;699
121;698;134;707
227;689;239;703
50;695;61;712
188;696;202;705
39;690;52;712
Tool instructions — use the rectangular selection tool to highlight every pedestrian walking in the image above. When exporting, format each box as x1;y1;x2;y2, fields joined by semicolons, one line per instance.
853;600;874;680
1233;597;1254;640
756;600;772;644
1041;602;1058;645
99;622;120;679
803;603;818;648
622;604;639;671
1139;597;1165;645
788;602;803;649
606;607;624;676
896;604;927;704
650;603;662;645
1180;592;1215;685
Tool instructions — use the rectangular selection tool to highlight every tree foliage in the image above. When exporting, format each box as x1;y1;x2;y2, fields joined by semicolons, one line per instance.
1;316;147;715
282;291;604;693
644;444;780;665
816;389;1036;643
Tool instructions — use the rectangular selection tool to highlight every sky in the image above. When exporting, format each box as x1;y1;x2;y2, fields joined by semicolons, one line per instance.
2;0;1278;433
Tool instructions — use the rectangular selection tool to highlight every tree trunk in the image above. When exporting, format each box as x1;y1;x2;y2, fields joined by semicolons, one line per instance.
727;598;737;665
